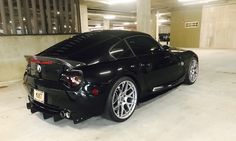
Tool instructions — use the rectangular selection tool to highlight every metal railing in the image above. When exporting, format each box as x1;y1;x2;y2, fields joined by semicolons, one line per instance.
0;0;82;35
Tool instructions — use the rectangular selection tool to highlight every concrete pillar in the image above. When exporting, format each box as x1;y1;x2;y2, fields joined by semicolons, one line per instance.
156;11;159;41
155;11;160;41
151;10;157;39
80;3;89;33
103;20;110;30
136;0;151;34
150;10;160;40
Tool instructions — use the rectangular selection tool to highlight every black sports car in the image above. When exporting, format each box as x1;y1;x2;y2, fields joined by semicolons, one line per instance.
24;30;199;123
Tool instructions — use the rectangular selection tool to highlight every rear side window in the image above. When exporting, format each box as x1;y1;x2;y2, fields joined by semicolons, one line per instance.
38;32;120;63
109;41;134;60
126;36;159;56
39;32;115;58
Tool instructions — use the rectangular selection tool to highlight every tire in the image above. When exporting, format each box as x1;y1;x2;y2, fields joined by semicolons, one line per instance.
105;77;138;122
184;57;199;85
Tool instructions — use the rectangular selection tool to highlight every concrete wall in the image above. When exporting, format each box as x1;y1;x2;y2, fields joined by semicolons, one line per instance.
159;26;171;34
200;3;236;48
170;7;202;48
0;35;74;82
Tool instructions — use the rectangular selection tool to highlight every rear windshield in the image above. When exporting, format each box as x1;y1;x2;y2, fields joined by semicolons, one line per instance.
39;32;120;63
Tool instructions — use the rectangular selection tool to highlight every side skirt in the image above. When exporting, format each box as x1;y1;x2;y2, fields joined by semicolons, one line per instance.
152;75;185;92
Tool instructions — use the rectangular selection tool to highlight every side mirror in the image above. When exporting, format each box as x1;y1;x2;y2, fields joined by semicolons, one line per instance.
150;47;162;54
162;45;170;51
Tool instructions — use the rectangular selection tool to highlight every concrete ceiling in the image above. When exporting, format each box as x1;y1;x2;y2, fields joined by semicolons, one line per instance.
152;0;235;11
85;0;136;13
85;0;233;13
85;0;235;27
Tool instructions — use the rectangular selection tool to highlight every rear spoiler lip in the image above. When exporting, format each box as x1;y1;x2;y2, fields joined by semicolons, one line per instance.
24;55;86;69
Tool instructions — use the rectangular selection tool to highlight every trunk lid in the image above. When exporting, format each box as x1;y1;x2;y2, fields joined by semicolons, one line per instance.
25;55;85;81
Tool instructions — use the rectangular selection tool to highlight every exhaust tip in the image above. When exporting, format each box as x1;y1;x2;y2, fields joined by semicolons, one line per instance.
65;111;71;119
26;103;31;109
60;110;71;119
60;111;65;118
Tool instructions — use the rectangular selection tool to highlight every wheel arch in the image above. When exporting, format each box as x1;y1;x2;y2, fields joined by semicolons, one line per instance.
181;51;199;73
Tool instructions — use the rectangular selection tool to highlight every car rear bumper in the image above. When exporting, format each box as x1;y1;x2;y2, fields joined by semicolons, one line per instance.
26;99;91;123
24;75;106;124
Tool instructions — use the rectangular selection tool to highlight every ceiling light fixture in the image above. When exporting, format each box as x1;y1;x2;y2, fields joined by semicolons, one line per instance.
95;24;102;28
157;12;171;17
159;19;170;23
105;0;136;5
104;15;116;20
86;0;136;5
112;27;125;30
178;0;218;5
178;0;195;2
123;22;131;26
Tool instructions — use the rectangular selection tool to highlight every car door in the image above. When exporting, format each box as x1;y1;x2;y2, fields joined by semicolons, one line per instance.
126;35;184;92
154;50;185;85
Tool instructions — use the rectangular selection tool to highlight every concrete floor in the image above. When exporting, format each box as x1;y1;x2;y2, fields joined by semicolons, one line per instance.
0;49;236;141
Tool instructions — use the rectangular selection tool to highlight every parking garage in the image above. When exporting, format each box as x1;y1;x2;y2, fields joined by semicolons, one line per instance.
0;0;236;141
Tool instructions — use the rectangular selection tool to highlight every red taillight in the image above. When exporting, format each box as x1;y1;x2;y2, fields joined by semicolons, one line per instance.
31;59;54;65
30;59;40;63
60;71;83;88
70;76;82;86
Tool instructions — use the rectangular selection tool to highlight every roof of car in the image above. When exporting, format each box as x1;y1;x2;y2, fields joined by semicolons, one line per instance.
39;30;151;63
79;30;150;39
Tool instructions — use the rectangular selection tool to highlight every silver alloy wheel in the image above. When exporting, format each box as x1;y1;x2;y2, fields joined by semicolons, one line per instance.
112;80;137;119
189;59;199;83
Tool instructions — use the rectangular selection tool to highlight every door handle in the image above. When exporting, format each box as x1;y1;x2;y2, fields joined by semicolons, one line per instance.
139;63;152;72
139;63;152;67
146;63;152;68
164;55;171;59
139;63;145;67
145;63;152;72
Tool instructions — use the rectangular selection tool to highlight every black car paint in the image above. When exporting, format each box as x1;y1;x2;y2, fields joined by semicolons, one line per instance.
24;30;198;123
